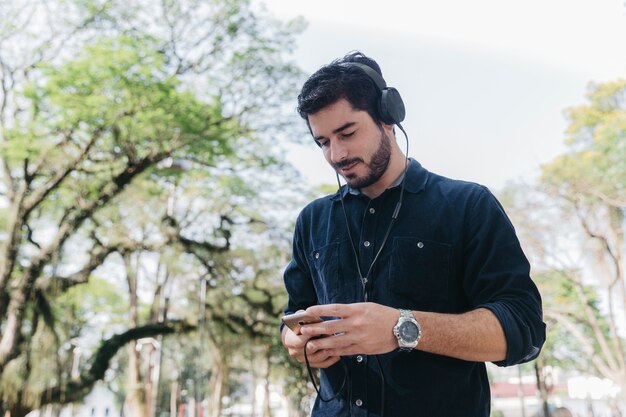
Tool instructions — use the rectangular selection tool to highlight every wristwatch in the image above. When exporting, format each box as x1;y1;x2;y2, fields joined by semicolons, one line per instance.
393;309;421;351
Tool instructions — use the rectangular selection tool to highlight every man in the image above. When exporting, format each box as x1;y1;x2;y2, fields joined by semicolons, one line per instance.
280;51;545;417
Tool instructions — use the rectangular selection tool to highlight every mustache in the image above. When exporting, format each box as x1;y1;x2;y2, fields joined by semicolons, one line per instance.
333;158;363;170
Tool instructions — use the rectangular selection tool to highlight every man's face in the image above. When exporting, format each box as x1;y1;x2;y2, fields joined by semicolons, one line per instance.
309;99;392;190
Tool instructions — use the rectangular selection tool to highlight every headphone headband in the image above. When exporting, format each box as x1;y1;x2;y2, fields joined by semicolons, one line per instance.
349;63;387;90
340;61;406;125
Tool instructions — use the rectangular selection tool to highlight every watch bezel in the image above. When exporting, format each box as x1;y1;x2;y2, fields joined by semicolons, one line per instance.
399;320;420;342
393;309;421;351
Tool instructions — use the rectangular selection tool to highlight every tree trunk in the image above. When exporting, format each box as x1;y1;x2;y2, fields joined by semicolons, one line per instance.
170;378;179;417
207;353;228;417
535;359;551;417
263;346;272;417
124;253;148;417
126;341;148;417
7;404;32;417
144;342;158;417
251;354;258;417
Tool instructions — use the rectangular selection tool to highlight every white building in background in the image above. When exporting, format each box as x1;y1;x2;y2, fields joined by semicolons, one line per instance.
26;378;290;417
26;383;121;417
220;382;289;417
489;364;625;417
69;384;120;417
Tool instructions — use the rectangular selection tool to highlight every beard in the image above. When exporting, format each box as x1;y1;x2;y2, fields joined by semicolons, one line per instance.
334;128;391;190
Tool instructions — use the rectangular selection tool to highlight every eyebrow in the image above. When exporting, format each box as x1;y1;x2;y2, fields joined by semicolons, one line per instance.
313;122;357;142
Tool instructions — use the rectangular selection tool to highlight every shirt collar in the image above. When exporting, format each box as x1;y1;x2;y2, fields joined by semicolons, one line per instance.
330;158;429;201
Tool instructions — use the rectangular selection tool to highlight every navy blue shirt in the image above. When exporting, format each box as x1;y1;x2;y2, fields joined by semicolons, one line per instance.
283;159;545;417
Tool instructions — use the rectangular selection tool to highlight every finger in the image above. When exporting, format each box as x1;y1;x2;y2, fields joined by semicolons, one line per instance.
305;313;360;336
306;303;352;318
324;344;365;357
288;348;305;361
302;345;340;367
304;339;338;359
284;331;314;349
289;341;323;360
300;320;342;337
306;333;354;352
305;348;334;363
312;356;341;369
292;350;329;364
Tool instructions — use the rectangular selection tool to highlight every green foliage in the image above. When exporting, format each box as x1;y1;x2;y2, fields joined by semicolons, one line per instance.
0;277;130;408
54;277;128;335
541;79;626;203
8;35;235;164
0;356;27;407
538;270;599;313
0;0;307;414
534;270;611;372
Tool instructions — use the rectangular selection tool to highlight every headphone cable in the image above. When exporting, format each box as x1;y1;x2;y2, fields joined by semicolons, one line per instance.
324;122;409;417
336;122;409;301
303;339;349;402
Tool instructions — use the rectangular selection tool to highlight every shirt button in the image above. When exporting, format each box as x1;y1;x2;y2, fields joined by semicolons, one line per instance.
363;241;370;247
314;252;320;259
356;355;364;363
417;242;424;249
369;208;375;214
355;399;363;407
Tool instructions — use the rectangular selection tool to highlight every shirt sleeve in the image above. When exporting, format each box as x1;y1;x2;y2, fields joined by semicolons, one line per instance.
281;212;318;332
462;186;546;366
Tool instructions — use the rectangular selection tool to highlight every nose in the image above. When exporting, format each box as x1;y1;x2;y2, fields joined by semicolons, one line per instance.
329;139;348;164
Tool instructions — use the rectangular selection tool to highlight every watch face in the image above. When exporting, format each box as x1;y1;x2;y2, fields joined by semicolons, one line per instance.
400;321;420;342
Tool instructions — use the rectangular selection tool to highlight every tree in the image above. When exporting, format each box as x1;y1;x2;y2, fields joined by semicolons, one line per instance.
0;0;305;415
503;79;626;405
541;80;626;391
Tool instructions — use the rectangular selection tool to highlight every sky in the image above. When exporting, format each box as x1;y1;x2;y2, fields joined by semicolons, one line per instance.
254;0;626;191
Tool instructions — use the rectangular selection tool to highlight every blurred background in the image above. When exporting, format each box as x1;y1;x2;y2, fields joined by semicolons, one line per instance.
0;0;624;416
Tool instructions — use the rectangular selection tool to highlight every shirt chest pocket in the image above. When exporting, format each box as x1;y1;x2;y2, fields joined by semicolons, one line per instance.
388;237;451;309
309;241;356;304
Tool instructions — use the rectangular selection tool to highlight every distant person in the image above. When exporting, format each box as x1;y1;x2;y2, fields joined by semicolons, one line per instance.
280;50;546;416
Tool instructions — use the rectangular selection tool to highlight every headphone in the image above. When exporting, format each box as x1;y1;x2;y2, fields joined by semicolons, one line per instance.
341;62;406;126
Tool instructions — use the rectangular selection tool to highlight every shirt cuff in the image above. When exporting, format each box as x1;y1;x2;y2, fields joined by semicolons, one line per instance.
478;302;542;367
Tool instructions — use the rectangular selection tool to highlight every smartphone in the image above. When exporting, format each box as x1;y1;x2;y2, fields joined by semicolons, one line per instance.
281;310;323;335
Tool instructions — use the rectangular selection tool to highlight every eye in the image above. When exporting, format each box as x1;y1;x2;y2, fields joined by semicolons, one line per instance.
341;131;355;138
317;139;329;148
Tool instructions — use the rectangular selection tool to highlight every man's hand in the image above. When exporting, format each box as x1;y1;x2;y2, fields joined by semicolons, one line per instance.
299;302;398;357
285;303;507;363
281;325;340;368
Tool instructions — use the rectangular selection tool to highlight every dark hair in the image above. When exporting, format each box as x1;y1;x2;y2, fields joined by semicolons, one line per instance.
297;51;384;125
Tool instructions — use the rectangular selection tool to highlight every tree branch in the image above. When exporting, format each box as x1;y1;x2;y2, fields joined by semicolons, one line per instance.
0;150;170;369
162;214;231;254
544;310;614;379
0;58;16;203
38;321;196;406
22;129;100;216
573;200;621;281
572;200;626;372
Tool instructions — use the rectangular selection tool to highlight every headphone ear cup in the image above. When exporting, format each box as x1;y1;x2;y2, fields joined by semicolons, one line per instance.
379;88;406;125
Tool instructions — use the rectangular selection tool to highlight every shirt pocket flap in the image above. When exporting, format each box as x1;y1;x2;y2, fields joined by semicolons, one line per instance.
308;242;340;303
388;237;451;308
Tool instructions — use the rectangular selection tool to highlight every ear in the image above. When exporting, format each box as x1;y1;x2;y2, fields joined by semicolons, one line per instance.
381;122;395;137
